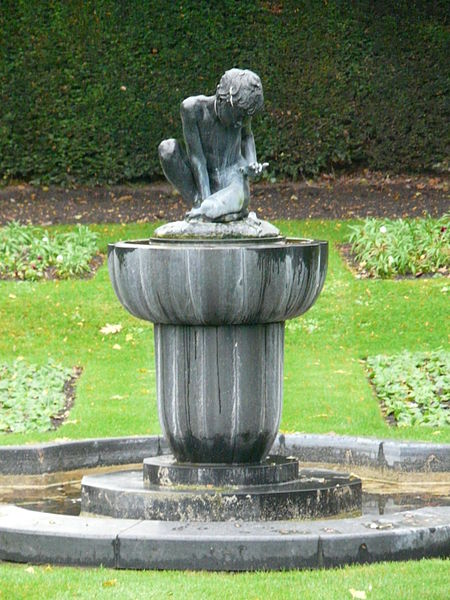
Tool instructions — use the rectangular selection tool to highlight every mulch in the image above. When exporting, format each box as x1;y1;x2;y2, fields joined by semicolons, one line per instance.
0;172;448;225
51;366;83;430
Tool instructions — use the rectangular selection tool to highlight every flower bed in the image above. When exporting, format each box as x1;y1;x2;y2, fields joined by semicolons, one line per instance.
0;359;77;433
0;222;99;281
346;216;449;278
367;350;449;427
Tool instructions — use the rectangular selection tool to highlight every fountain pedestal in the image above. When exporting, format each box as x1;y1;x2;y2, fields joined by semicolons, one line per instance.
93;230;363;521
155;322;283;463
81;458;362;522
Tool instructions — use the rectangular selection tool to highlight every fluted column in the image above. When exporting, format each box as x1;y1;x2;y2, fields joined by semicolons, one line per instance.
154;322;284;463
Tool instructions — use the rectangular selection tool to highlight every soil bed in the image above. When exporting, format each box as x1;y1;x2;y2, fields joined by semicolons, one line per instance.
0;173;448;225
50;366;83;430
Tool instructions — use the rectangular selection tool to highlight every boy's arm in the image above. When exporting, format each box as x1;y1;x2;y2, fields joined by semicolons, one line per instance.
241;117;268;176
241;117;257;164
181;98;211;200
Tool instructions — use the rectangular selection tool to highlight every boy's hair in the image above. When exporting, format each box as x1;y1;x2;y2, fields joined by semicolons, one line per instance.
216;69;264;115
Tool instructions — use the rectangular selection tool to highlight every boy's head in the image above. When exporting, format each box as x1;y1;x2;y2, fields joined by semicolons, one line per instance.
216;69;264;117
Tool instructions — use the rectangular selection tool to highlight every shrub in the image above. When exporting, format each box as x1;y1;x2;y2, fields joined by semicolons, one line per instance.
0;359;73;433
0;1;448;184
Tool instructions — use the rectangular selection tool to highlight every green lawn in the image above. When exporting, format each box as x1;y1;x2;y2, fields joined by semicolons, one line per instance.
0;559;447;599
0;220;448;445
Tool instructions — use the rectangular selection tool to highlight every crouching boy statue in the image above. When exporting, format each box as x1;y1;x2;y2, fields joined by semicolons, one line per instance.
158;68;266;222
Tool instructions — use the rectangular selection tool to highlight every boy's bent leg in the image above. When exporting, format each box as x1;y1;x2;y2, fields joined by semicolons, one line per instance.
186;179;247;221
158;139;200;206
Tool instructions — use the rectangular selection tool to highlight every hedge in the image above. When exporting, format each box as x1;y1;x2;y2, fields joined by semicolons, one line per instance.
0;0;448;184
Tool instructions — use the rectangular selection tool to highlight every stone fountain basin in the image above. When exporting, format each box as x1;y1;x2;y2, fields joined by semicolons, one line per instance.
108;237;328;325
0;435;449;570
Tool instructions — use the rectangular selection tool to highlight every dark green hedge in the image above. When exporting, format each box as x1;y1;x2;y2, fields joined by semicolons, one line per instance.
0;1;448;184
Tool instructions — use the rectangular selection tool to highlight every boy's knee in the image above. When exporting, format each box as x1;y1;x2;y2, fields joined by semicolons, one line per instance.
158;138;177;161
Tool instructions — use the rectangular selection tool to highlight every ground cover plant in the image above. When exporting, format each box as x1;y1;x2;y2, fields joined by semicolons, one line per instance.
0;222;99;280
367;350;449;427
0;358;73;433
346;216;449;278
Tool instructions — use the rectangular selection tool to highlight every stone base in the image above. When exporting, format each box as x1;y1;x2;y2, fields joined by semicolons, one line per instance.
2;504;449;570
143;455;299;487
81;457;362;522
153;212;280;239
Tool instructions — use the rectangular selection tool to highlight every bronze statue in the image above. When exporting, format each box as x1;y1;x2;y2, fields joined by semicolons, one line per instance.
158;69;267;222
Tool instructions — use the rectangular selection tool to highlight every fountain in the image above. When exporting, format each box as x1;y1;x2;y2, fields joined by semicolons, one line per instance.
0;70;448;571
82;69;361;522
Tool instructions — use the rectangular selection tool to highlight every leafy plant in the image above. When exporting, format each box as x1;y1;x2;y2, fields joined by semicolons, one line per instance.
0;222;99;280
0;359;73;433
347;216;449;277
367;350;449;427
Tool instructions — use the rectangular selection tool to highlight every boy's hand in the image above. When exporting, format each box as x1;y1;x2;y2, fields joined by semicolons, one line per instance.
240;162;269;177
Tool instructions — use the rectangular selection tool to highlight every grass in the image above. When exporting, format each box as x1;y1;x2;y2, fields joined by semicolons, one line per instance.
0;559;447;599
0;220;448;445
347;216;449;278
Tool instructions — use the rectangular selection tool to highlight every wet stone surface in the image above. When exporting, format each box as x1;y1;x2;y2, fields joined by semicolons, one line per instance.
16;489;450;519
143;455;299;487
81;467;362;522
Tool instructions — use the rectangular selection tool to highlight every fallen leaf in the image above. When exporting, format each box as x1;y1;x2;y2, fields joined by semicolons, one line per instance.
102;579;117;588
349;590;366;599
100;323;122;335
